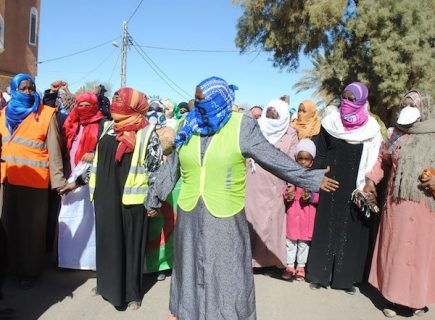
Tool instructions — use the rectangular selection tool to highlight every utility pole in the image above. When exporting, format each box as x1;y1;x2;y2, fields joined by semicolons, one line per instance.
120;21;128;88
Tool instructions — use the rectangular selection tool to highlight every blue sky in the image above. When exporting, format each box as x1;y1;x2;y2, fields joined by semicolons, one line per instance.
37;0;315;108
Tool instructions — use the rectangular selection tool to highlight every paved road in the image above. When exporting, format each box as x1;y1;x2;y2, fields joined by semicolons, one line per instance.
2;264;433;319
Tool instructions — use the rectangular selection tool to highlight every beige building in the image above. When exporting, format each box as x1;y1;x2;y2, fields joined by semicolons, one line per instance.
0;0;40;91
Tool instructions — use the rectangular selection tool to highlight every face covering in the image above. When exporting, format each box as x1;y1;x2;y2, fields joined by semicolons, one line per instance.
397;106;421;125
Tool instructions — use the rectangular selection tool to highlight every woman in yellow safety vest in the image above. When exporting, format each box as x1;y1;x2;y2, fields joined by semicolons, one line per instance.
146;76;339;320
62;87;162;310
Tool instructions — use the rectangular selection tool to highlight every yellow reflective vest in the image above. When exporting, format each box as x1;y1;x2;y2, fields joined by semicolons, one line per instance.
89;121;155;205
177;112;246;217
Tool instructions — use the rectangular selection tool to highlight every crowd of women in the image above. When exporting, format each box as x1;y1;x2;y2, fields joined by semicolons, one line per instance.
0;73;434;320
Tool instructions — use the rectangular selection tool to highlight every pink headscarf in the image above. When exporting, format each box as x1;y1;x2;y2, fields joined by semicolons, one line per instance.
340;82;369;131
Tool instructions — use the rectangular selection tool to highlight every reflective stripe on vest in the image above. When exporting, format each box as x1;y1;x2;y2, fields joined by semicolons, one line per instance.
0;105;55;188
89;122;155;205
2;136;47;149
1;156;49;168
177;112;246;217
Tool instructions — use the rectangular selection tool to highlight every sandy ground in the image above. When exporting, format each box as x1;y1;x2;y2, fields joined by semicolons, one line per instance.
2;264;433;320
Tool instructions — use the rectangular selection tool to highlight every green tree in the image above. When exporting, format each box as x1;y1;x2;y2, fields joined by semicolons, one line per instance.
235;0;435;124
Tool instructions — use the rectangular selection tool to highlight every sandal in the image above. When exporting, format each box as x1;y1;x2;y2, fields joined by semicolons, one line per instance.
413;307;428;317
128;301;141;311
167;315;177;320
382;308;397;318
294;267;305;281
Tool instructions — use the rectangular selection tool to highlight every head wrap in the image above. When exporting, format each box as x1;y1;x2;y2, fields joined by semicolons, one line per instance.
391;91;435;210
174;102;188;120
175;76;237;149
258;99;290;145
163;99;177;119
6;73;40;134
110;88;149;161
340;82;369;131
63;93;104;165
147;99;167;129
295;138;316;159
291;100;321;140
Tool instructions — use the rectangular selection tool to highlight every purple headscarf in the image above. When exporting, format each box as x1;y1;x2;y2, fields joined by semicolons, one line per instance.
340;82;369;131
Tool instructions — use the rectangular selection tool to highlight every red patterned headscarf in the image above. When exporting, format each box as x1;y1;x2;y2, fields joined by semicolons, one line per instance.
110;88;149;162
64;93;105;165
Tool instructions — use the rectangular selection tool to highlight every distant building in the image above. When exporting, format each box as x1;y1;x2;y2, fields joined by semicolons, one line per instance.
0;0;41;91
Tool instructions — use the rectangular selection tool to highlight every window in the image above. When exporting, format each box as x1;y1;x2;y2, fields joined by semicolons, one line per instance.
0;14;4;53
29;7;38;46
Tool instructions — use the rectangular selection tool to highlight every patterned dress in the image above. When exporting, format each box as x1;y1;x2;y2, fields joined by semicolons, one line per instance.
147;115;324;320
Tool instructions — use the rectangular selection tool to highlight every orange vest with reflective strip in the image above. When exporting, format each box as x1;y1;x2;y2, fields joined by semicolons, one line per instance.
0;105;56;188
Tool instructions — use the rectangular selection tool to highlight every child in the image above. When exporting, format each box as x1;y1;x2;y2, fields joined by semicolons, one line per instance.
282;139;318;281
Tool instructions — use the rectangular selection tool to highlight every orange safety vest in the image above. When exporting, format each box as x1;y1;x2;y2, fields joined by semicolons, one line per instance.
0;105;56;188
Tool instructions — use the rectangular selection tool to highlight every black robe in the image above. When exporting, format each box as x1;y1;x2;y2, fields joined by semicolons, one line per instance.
307;126;371;289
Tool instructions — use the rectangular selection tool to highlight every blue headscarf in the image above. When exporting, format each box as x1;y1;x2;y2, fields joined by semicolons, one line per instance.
175;76;238;149
6;73;40;134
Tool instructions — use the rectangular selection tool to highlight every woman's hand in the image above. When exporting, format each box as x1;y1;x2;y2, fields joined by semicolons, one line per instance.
81;152;95;163
301;189;312;202
58;182;78;196
147;209;159;218
363;178;378;198
50;80;67;94
419;176;435;194
320;166;339;192
286;184;296;201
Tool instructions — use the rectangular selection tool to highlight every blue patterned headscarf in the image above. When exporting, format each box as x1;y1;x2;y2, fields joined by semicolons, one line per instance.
6;73;40;134
147;99;167;129
175;76;238;149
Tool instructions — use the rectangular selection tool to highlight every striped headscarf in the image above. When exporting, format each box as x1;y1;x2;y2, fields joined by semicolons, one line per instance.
110;88;149;161
175;76;237;149
6;73;40;134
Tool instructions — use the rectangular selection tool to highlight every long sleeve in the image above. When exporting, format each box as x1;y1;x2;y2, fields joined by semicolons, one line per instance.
145;150;180;210
145;131;163;183
240;115;325;192
312;126;328;169
47;116;67;189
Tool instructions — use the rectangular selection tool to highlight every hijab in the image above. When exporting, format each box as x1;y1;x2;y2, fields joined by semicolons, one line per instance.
258;99;290;145
291;100;321;140
175;76;237;149
6;73;40;134
340;82;369;131
110;88;149;161
392;91;435;210
64;93;105;165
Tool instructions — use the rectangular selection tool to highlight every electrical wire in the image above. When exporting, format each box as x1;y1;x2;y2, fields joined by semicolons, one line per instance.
131;45;191;100
135;43;258;54
109;50;122;84
38;37;120;64
129;34;191;100
127;0;145;23
70;48;117;86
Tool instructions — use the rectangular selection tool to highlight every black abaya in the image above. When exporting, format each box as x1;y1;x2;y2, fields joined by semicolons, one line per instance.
93;134;148;307
307;126;371;289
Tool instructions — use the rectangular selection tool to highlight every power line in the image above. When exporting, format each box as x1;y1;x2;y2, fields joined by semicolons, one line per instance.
109;50;122;83
134;43;258;54
129;35;191;100
38;37;120;64
132;45;191;100
127;0;145;22
70;48;117;86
